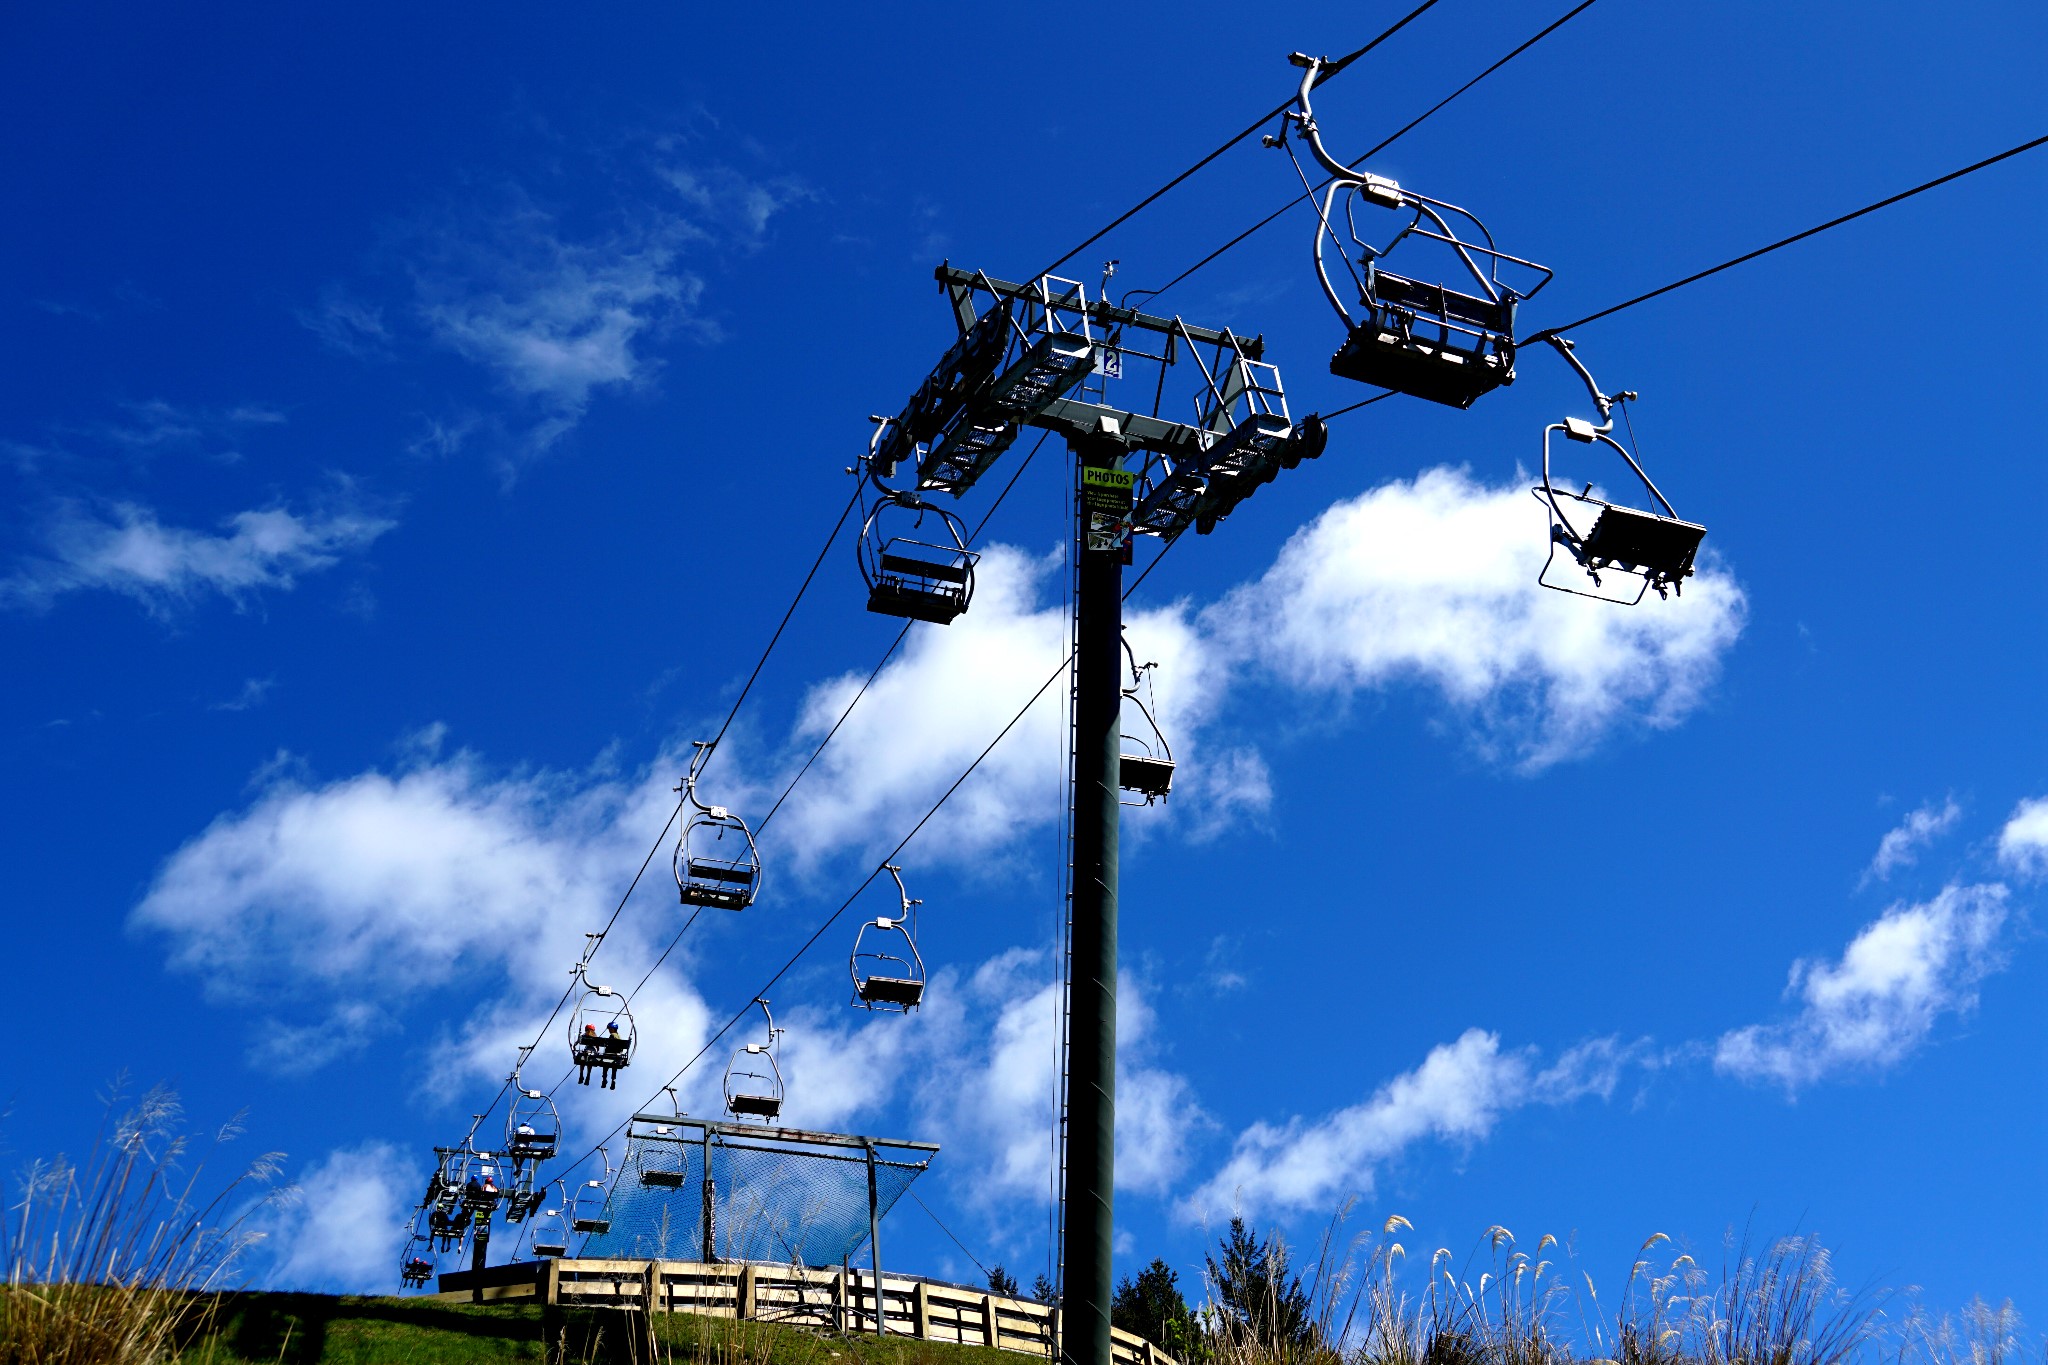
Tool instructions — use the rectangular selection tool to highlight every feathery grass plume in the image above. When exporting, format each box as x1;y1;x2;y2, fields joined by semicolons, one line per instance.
1899;1296;2042;1365
1708;1230;1883;1365
0;1079;287;1364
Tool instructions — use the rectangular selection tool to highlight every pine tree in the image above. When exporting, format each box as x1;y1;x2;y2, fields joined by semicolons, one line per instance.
988;1263;1020;1297
1204;1217;1314;1351
1113;1258;1197;1356
1031;1272;1062;1307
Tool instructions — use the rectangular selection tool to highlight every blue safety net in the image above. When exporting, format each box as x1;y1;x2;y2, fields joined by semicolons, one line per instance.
580;1123;931;1267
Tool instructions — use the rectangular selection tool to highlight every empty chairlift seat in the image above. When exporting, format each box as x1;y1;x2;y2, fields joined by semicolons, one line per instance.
869;540;976;623
1117;653;1176;806
725;1089;783;1121
1532;343;1707;605
678;850;760;910
723;999;787;1122
859;488;979;625
850;865;930;1013
1330;267;1518;409
1118;753;1176;801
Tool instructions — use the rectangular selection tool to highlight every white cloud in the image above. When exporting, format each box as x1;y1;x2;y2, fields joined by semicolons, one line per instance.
713;950;1198;1215
1714;884;2011;1090
656;165;811;248
1867;798;1961;881
1;498;393;614
1186;1028;1629;1219
408;168;804;455
247;1001;387;1075
260;1143;420;1292
210;676;277;713
766;546;1070;872
1203;467;1746;769
298;289;390;357
417;210;704;421
1996;797;2048;877
81;399;286;460
132;746;670;994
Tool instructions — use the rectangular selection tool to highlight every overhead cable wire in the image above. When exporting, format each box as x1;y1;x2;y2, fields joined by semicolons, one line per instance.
1320;390;1398;423
755;428;1053;840
908;1189;995;1283
545;429;1060;1103
1134;0;1603;307
555;525;1188;1185
461;482;861;1135
1033;0;1446;282
701;482;864;759
555;646;1078;1182
1523;131;2048;340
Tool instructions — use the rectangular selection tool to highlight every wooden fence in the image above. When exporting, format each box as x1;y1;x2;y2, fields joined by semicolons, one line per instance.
434;1259;1175;1365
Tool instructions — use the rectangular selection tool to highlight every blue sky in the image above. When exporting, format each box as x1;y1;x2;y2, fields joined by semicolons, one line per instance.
4;0;2045;1326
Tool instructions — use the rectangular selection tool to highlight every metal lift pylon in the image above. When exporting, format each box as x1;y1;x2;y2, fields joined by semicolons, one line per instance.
892;265;1326;1365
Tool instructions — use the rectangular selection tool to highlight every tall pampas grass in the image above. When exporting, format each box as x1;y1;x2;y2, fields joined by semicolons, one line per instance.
0;1081;287;1365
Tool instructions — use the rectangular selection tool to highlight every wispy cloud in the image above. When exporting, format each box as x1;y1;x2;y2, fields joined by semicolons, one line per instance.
297;288;390;357
1714;883;2012;1091
1996;796;2048;877
258;1143;420;1292
402;164;806;461
655;165;811;249
210;676;277;713
413;205;704;431
1186;1030;1634;1219
1203;466;1748;770
83;399;286;463
1866;798;1961;882
1;496;394;616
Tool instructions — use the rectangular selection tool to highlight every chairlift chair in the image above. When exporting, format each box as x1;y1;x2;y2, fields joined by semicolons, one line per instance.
857;475;979;625
506;1074;560;1166
1530;337;1706;604
460;1159;504;1216
1282;53;1552;408
1117;646;1176;805
724;998;786;1121
568;959;637;1089
569;1174;612;1238
528;1185;571;1258
428;1204;471;1252
400;1235;435;1288
674;740;762;912
850;864;928;1012
504;1167;545;1224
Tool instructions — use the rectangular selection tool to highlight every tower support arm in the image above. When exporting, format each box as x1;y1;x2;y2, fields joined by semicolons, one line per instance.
937;264;1264;359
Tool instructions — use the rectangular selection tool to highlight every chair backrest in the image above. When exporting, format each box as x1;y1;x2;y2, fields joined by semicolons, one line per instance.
1368;268;1513;335
878;551;971;585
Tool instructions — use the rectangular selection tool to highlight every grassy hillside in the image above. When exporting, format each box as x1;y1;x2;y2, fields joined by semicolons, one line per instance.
173;1294;1031;1365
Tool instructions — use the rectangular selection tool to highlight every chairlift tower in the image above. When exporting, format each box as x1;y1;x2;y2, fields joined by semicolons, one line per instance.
867;264;1327;1365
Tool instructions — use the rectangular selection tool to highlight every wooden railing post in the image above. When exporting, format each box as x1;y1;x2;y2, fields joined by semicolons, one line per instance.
641;1262;662;1363
740;1264;757;1321
981;1292;998;1348
913;1280;930;1339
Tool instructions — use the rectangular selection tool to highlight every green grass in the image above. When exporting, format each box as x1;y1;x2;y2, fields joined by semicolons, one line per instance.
169;1293;1040;1365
